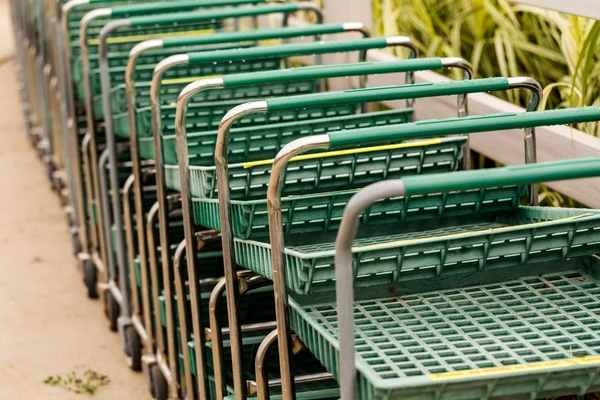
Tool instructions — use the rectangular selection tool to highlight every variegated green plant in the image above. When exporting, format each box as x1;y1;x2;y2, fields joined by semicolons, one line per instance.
373;0;600;136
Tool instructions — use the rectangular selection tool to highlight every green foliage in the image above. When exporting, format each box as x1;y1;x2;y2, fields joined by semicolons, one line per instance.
373;0;600;136
44;370;110;396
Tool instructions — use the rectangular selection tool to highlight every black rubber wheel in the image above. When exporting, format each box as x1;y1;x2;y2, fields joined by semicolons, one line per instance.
71;237;81;258
151;365;168;400
47;165;56;190
82;260;98;299
125;325;142;371
105;291;120;332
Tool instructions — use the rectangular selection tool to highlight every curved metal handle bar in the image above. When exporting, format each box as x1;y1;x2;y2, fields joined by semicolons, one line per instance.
79;7;113;273
124;41;163;351
98;20;131;324
334;156;600;399
252;330;335;398
254;329;279;399
209;278;228;399
59;0;92;259
335;179;407;400
172;239;195;400
145;201;166;363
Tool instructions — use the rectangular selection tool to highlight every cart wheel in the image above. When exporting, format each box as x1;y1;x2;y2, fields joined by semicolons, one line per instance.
82;260;98;299
105;291;119;332
72;239;81;258
151;365;168;400
125;325;142;371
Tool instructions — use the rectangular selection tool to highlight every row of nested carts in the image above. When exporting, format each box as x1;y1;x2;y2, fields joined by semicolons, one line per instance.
11;0;600;399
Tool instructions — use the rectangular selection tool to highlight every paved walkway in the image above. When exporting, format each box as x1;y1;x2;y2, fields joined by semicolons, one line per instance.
0;2;150;399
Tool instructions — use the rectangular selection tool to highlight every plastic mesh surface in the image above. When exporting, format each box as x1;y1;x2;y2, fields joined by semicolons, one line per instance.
306;271;600;380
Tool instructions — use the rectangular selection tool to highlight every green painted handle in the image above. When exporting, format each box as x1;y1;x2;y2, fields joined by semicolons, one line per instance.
188;37;390;63
223;58;443;87
162;24;347;48
403;158;600;195
88;0;135;4
111;0;264;17
129;3;300;27
266;78;508;111
328;107;600;148
88;0;131;4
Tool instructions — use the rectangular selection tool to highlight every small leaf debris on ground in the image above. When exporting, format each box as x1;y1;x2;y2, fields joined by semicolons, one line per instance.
44;369;110;395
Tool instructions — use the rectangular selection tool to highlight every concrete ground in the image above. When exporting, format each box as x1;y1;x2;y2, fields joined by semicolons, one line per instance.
0;2;149;399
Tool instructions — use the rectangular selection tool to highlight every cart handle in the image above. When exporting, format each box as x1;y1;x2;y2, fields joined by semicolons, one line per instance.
326;106;600;148
167;36;416;102
160;22;365;49
265;77;511;110
166;37;421;144
221;57;455;86
128;2;318;27
334;156;600;400
105;0;267;17
183;36;415;63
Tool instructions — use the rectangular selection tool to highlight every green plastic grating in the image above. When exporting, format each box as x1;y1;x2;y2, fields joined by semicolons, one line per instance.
291;267;600;399
135;100;357;140
173;136;465;201
187;138;470;241
92;57;289;117
162;109;414;166
113;78;318;138
234;203;600;294
147;106;403;167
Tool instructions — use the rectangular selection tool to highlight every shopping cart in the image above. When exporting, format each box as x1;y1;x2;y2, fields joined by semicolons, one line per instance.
121;23;374;398
60;0;190;300
180;73;541;399
335;157;600;399
258;107;600;399
146;37;420;400
62;0;276;302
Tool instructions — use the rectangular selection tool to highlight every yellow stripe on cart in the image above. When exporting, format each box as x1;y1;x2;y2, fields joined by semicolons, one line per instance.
243;139;443;169
429;355;600;381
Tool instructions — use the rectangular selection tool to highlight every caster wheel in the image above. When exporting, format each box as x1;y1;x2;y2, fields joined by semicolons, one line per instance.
105;291;119;332
151;365;168;400
72;239;81;258
125;325;142;371
82;260;98;299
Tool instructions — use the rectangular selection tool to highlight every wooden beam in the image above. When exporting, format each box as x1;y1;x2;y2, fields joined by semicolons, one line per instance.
509;0;600;20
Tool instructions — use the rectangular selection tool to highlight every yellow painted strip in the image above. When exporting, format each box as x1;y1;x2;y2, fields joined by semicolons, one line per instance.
243;139;443;169
354;213;594;250
162;74;221;85
89;29;214;45
429;355;600;381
